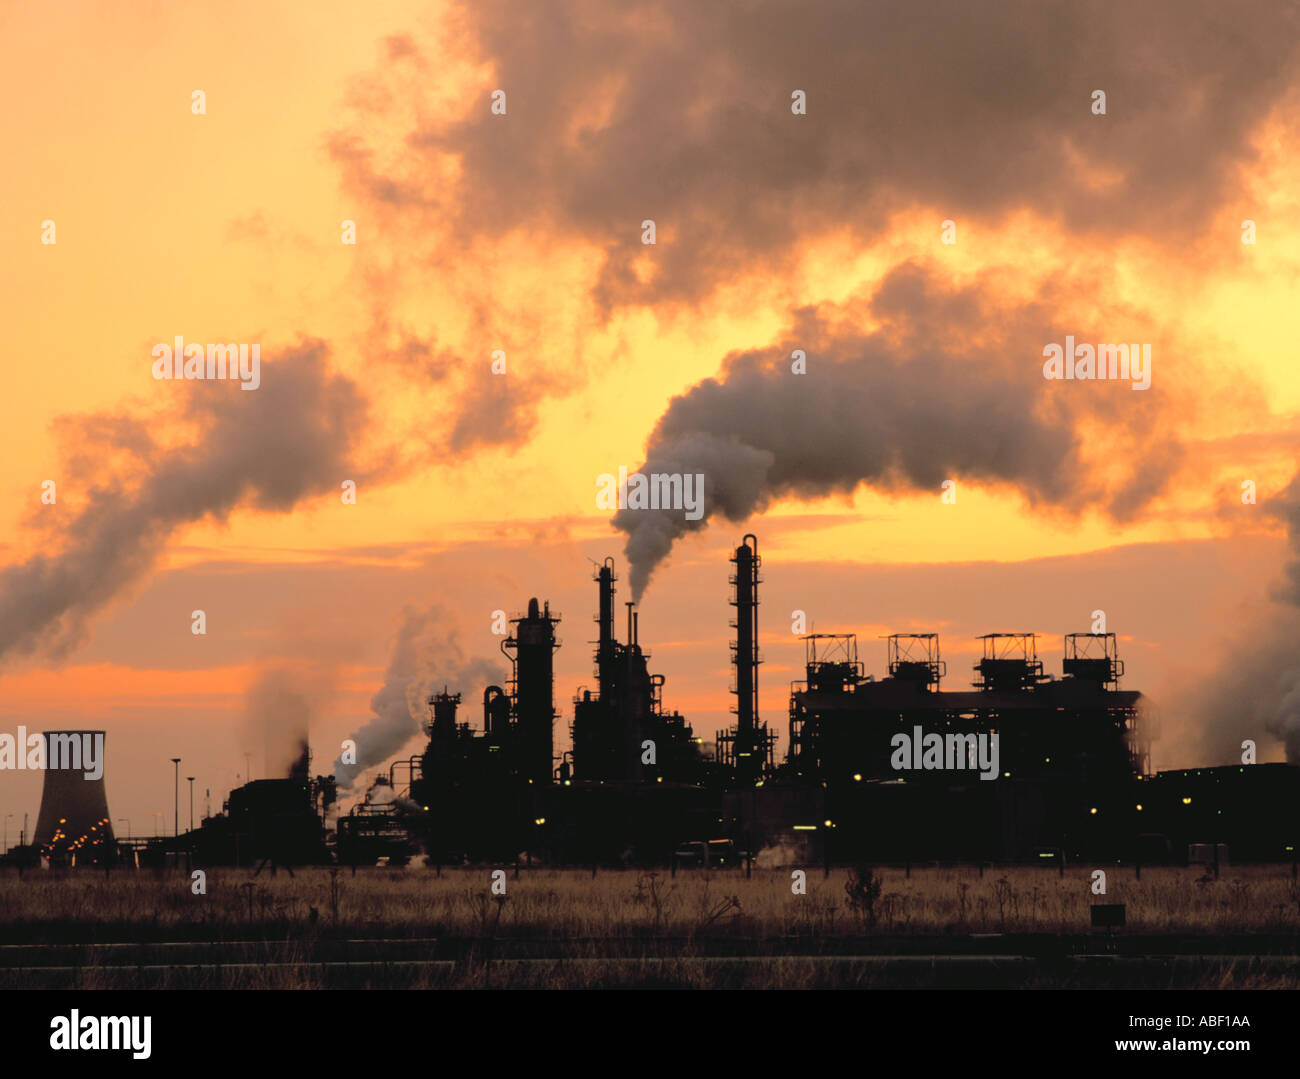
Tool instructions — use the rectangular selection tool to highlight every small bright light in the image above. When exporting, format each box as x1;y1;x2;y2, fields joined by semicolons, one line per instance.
534;817;546;826
1182;797;1192;805
1136;804;1143;811
1089;807;1097;815
852;774;862;782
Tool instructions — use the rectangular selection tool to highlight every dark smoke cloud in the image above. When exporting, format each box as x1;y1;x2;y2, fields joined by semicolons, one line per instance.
615;262;1188;598
333;0;1300;310
332;604;505;789
0;344;368;664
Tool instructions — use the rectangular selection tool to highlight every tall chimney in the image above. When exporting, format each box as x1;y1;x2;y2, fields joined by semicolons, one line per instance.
727;535;766;783
732;535;760;738
596;559;616;701
33;730;115;863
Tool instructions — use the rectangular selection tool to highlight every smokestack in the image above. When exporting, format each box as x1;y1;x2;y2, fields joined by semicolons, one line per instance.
33;731;115;862
720;536;770;784
732;535;760;737
506;599;560;784
596;559;617;703
598;560;615;651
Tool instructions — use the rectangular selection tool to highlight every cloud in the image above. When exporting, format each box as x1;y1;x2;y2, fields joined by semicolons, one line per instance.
332;0;1300;310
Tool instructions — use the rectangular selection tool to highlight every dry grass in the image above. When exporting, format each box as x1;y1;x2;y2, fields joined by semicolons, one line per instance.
2;863;1299;937
3;864;1298;987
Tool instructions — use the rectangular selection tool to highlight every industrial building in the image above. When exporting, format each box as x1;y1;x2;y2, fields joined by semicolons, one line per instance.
11;534;1300;871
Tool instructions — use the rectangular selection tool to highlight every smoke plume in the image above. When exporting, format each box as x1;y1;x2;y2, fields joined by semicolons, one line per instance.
0;343;367;664
332;604;505;789
242;668;318;780
1184;471;1300;765
615;266;1183;599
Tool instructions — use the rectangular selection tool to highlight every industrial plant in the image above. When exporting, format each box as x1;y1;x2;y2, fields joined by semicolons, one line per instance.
7;535;1300;872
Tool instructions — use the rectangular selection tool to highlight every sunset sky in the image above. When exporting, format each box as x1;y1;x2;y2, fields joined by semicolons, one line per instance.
3;0;1300;836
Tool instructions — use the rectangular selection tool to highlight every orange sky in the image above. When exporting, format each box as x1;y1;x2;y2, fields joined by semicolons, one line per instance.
3;0;1300;831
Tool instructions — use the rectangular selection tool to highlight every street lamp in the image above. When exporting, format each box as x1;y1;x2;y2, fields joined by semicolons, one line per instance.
171;758;181;839
187;777;195;832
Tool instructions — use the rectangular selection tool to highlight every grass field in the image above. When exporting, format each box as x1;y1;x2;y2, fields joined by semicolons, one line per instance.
3;864;1299;987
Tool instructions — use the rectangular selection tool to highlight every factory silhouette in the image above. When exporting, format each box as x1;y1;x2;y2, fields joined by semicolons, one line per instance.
9;534;1300;872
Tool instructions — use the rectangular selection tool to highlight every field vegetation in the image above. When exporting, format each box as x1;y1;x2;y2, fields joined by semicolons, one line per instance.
3;864;1298;987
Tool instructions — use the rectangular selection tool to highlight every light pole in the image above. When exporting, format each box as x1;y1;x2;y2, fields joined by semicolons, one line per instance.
171;758;181;839
187;777;195;832
118;818;130;840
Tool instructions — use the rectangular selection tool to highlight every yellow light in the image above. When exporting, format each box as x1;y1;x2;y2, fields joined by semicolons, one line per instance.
1182;797;1192;805
1136;804;1143;811
534;817;546;826
1090;807;1097;815
852;774;862;782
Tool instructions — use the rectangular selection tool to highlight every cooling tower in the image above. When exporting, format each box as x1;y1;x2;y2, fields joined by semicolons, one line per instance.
33;730;115;858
